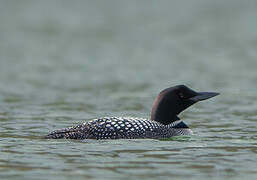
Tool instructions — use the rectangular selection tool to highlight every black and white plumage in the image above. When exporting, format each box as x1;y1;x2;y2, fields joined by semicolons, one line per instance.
45;117;192;139
45;85;219;140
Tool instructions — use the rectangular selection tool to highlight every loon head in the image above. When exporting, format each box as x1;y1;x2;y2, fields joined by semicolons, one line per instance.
150;85;219;125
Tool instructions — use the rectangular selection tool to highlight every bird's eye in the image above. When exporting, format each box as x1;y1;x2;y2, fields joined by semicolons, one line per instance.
178;92;184;99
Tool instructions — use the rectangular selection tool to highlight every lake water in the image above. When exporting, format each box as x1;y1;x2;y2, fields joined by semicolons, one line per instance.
1;1;257;179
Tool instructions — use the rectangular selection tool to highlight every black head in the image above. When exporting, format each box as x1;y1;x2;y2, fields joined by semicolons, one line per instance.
150;85;219;125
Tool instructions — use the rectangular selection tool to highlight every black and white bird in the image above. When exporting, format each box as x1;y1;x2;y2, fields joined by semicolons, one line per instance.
45;85;219;140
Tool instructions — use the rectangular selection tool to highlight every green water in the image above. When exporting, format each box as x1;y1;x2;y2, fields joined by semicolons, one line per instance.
1;0;257;179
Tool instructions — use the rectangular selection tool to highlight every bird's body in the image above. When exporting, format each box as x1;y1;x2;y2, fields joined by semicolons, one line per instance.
45;117;192;139
46;85;219;140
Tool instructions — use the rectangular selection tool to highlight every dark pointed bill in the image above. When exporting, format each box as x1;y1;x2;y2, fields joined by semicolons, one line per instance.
189;92;219;102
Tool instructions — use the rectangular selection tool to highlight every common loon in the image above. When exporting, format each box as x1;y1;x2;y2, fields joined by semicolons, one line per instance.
45;85;219;140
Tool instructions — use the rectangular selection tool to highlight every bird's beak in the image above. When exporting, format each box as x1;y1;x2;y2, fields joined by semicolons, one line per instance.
189;92;219;102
